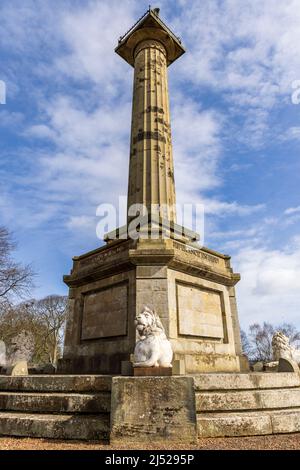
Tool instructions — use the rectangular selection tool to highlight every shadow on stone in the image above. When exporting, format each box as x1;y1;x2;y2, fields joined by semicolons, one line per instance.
278;357;300;373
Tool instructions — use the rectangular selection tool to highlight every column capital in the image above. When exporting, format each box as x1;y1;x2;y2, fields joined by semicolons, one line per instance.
115;9;185;67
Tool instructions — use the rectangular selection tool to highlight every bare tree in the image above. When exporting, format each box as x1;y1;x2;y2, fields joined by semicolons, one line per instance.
33;295;68;365
245;322;300;362
248;323;274;362
0;227;34;304
0;295;68;365
240;329;253;358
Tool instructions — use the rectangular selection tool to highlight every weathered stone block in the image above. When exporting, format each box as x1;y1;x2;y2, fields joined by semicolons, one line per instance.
172;359;185;375
193;372;300;391
110;376;197;444
253;361;264;372
197;412;272;438
196;388;300;412
238;355;250;372
0;391;110;413
121;361;133;376
0;412;109;441
81;282;128;340
271;409;300;434
0;375;112;392
176;282;224;339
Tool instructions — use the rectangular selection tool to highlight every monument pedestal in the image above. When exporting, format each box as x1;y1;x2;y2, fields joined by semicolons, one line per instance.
59;236;245;375
110;376;197;445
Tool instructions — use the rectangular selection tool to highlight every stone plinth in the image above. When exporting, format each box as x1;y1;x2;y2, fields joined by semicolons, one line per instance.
59;237;244;375
110;376;197;444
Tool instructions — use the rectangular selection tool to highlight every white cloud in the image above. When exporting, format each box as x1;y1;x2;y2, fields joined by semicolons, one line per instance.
176;0;300;96
66;215;97;233
235;240;300;329
210;228;260;240
285;206;300;215
172;97;222;197
203;200;264;217
54;0;136;93
25;124;56;140
281;127;300;142
171;96;263;217
171;0;300;147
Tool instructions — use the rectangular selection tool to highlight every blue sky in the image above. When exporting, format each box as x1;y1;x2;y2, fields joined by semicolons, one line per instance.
0;0;300;329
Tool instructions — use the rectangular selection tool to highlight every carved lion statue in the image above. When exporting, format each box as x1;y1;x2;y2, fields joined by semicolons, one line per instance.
272;331;300;363
133;306;173;368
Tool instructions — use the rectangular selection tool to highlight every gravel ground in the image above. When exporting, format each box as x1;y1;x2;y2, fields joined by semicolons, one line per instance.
0;434;300;450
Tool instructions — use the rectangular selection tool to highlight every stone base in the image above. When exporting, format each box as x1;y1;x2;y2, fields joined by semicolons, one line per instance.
62;237;243;375
174;352;242;374
0;372;300;441
57;354;129;375
133;366;172;376
110;376;197;444
195;372;300;437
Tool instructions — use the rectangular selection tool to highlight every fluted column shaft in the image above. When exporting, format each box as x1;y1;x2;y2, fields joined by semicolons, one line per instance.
127;39;176;224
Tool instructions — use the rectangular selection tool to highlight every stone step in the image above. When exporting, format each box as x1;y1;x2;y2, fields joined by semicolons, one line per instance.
197;408;300;438
0;392;110;414
193;372;300;391
196;387;300;412
0;412;110;440
0;375;112;393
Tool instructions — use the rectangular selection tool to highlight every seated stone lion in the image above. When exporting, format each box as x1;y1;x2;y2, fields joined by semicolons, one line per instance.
133;306;173;368
272;331;300;363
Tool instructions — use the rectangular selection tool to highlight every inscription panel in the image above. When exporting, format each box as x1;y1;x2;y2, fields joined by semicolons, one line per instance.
173;242;220;265
81;282;128;340
76;241;131;271
176;282;224;339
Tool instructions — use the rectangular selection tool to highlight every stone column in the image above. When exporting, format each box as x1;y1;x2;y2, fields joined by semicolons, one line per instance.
228;286;243;356
127;39;176;224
